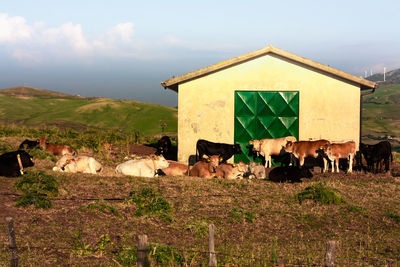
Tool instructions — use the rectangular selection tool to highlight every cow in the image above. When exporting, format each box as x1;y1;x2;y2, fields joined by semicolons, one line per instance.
190;155;221;178
18;139;39;150
268;166;313;183
319;141;356;173
159;160;190;176
249;136;297;167
52;155;102;174
215;161;248;180
0;150;34;177
284;139;330;172
246;161;266;179
155;136;177;160
360;141;393;173
115;155;169;177
196;139;242;163
37;138;76;156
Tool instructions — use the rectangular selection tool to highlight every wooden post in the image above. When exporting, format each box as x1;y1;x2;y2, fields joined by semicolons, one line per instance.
137;234;149;267
6;217;18;267
208;224;217;267
324;240;336;267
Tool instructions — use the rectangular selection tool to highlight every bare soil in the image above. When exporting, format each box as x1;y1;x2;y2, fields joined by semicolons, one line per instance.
0;141;400;266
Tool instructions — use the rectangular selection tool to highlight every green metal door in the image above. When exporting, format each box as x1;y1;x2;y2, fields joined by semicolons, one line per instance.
234;91;299;164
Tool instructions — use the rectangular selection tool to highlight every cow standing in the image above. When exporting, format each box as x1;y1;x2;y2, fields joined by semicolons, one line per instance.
196;139;242;163
319;141;356;173
249;136;296;167
284;139;330;172
360;141;393;173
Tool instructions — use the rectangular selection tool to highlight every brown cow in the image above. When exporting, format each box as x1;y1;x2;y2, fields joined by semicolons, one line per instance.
215;161;248;179
250;136;297;167
320;141;356;173
161;160;190;176
284;139;330;172
37;138;75;156
190;155;220;178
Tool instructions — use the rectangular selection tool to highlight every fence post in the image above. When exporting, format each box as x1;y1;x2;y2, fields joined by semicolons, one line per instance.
208;224;217;267
137;234;149;267
324;240;336;267
6;217;18;267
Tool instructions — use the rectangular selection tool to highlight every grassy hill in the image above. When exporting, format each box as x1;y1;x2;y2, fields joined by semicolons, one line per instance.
0;86;177;136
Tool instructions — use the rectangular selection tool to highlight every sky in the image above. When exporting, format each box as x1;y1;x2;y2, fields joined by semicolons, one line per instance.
1;0;399;107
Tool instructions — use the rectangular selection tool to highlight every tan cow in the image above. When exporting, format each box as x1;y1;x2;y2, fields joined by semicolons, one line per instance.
284;139;330;172
249;136;297;167
161;160;190;176
38;138;75;156
190;155;220;179
53;155;102;174
320;141;356;173
215;161;248;179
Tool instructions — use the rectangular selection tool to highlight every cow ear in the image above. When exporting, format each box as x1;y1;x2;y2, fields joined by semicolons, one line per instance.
233;164;236;167
206;158;210;162
249;141;253;144
219;157;223;162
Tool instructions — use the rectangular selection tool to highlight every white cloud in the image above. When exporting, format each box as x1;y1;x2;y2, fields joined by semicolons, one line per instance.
0;13;33;42
0;13;138;64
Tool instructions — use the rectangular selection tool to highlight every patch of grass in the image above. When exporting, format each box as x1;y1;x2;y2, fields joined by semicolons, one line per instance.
72;232;113;256
384;213;400;222
296;182;347;205
0;140;14;154
82;200;120;217
345;205;369;216
127;187;171;217
150;243;185;266
27;147;57;162
184;219;209;238
115;245;137;266
228;207;256;223
14;171;58;209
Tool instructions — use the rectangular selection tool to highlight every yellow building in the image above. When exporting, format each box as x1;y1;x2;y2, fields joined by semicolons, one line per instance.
161;45;376;164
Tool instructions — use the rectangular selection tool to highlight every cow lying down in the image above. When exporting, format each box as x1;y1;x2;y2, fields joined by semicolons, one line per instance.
116;155;169;177
215;161;248;180
0;150;34;177
190;155;221;179
160;160;189;176
38;137;75;156
53;155;102;174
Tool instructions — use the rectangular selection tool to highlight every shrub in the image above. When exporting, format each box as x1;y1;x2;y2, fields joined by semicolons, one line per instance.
82;201;120;217
127;187;171;216
150;243;184;266
184;219;209;238
228;207;256;223
14;171;59;209
296;182;347;205
115;245;137;266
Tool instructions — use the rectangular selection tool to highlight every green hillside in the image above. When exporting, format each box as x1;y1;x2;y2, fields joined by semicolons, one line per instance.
0;87;177;136
361;83;400;147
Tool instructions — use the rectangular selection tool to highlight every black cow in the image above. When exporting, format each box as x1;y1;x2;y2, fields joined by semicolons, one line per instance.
0;150;34;177
18;139;39;150
360;141;393;173
268;166;313;183
196;139;242;163
155;136;177;160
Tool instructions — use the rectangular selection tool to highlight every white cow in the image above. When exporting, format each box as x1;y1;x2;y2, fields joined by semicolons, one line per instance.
250;136;297;167
115;155;169;177
53;155;102;174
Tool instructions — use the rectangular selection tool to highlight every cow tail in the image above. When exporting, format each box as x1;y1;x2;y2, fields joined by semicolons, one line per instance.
187;157;191;176
391;151;393;162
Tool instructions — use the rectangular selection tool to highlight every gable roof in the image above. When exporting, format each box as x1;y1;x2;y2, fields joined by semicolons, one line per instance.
161;45;376;92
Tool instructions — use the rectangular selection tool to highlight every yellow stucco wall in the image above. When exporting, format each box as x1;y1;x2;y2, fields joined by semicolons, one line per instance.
177;54;360;163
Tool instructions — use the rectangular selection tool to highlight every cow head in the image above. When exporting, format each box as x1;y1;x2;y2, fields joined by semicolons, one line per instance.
206;155;220;173
18;150;34;168
284;141;294;153
150;154;169;169
249;140;261;155
233;144;242;154
37;137;48;149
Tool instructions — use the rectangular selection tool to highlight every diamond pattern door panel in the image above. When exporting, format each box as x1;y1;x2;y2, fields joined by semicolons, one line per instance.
234;91;299;164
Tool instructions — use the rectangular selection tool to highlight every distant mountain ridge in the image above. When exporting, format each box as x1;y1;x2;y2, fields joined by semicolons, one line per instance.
367;68;400;85
0;86;81;99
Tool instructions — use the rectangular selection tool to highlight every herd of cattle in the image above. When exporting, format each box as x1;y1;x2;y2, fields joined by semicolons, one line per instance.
0;135;394;182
